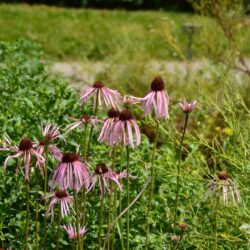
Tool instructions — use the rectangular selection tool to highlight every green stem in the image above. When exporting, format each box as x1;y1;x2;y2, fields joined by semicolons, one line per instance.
87;98;98;156
74;189;82;250
98;197;104;250
35;170;40;250
119;148;125;250
173;114;189;234
146;121;160;249
213;194;220;250
43;146;49;250
25;180;30;250
107;147;116;250
126;145;130;250
56;204;61;250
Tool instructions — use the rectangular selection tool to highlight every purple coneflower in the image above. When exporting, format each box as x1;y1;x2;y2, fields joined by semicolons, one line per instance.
141;76;169;119
35;124;64;164
207;171;241;204
50;152;90;192
65;115;102;134
2;137;44;180
44;190;74;221
111;109;141;148
80;80;121;110
179;99;197;113
87;163;127;197
63;224;87;240
98;108;120;145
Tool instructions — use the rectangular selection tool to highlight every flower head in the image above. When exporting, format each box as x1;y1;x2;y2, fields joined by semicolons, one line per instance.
141;76;169;119
35;124;64;167
64;224;87;240
50;152;90;192
80;81;121;110
98;108;120;145
207;171;241;204
44;190;74;221
110;109;141;148
87;163;127;197
65;115;102;134
179;99;197;113
2;137;44;180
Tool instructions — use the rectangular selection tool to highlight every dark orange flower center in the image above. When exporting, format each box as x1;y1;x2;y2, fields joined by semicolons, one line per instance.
19;138;33;151
217;171;230;180
119;110;133;121
108;108;120;118
93;80;105;88
62;152;79;163
95;163;109;175
151;76;165;91
82;115;91;121
55;190;68;198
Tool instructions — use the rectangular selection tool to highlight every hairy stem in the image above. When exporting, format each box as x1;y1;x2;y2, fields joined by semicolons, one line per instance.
25;180;30;250
43;146;49;250
173;114;189;234
74;189;82;250
56;204;61;250
98;197;104;250
35;169;40;250
107;147;116;250
126;145;130;250
146;121;160;249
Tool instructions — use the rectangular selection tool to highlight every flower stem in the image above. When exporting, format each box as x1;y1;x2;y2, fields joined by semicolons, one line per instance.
173;114;189;234
119;148;125;250
74;189;82;250
213;194;220;250
146;120;160;249
25;180;30;250
126;145;130;250
87;99;98;156
56;204;61;250
35;169;40;250
43;146;49;250
98;197;104;250
107;147;117;250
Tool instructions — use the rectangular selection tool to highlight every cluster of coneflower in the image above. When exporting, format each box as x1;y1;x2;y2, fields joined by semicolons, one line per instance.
0;76;241;250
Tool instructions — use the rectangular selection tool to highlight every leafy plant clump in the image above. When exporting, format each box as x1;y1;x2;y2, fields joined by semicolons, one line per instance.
0;40;249;250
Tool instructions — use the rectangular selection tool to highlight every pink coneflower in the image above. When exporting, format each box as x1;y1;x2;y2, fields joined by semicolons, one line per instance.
207;171;241;204
179;99;197;113
3;137;44;181
65;115;102;134
111;110;141;148
50;152;90;192
80;80;121;110
98;108;120;145
44;190;74;221
123;95;141;106
63;224;87;240
87;163;127;197
35;124;64;165
141;76;169;119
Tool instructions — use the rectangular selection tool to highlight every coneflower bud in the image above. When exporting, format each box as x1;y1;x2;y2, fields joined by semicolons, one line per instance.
179;223;188;229
82;115;91;121
55;190;68;198
108;108;120;118
62;152;79;163
95;163;109;175
171;235;180;241
119;110;133;121
19;138;33;151
151;76;165;91
217;171;230;180
93;80;105;88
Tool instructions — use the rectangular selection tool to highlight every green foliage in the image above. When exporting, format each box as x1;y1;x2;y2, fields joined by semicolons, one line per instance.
0;40;249;249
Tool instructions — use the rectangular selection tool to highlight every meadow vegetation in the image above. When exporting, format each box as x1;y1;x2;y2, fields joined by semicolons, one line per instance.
0;2;249;250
